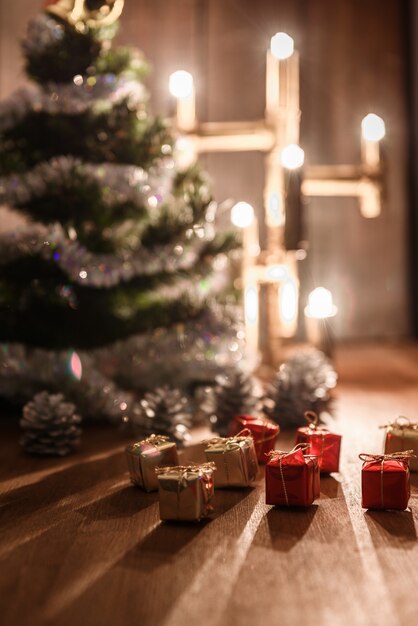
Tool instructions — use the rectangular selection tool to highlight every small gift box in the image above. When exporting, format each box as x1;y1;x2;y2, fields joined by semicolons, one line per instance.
125;434;178;492
156;463;216;521
381;417;418;472
359;451;414;510
204;430;259;487
265;444;320;507
295;411;341;473
228;415;279;463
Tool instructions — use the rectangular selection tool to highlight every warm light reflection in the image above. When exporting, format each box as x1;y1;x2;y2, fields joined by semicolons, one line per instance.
245;286;258;324
231;202;255;228
305;287;337;319
361;114;385;142
281;144;305;169
280;280;298;323
174;137;196;169
169;70;194;99
69;351;82;380
270;32;294;60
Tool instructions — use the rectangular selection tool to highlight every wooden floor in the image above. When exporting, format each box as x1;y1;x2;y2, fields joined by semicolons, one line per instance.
1;342;418;626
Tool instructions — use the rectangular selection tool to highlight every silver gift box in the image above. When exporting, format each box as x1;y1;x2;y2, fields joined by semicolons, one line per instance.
125;435;178;492
383;419;418;472
156;463;215;521
204;435;259;487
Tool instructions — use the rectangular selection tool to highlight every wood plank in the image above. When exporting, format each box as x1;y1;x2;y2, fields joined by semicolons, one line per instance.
1;342;418;626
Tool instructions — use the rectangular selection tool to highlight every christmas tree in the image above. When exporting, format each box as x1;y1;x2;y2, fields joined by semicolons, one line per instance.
0;1;244;428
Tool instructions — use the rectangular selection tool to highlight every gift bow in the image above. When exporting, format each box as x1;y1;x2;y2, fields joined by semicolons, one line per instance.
134;434;170;448
155;462;216;478
379;416;418;431
266;444;310;506
205;429;253;449
266;443;310;461
359;450;416;463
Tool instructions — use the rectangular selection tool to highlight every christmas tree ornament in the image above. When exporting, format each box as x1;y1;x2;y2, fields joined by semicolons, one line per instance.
263;348;337;429
381;417;418;472
265;444;320;507
228;415;279;464
359;451;414;510
46;0;125;28
204;430;259;488
156;462;216;522
125;434;178;492
20;390;82;456
211;370;260;436
132;387;192;445
295;411;341;473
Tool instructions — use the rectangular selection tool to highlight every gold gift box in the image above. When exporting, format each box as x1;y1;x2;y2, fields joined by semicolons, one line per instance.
383;418;418;472
125;435;178;492
156;463;215;521
204;432;259;488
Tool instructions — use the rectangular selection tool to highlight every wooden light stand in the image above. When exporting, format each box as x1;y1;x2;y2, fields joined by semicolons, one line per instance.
171;37;385;367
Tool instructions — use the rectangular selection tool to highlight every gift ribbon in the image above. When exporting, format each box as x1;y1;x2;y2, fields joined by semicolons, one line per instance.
155;463;216;520
359;451;416;508
267;444;310;505
205;430;252;485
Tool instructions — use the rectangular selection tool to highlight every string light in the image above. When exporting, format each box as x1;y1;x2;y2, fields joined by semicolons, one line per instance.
361;114;385;142
230;202;255;228
281;144;305;169
270;32;294;60
169;70;194;99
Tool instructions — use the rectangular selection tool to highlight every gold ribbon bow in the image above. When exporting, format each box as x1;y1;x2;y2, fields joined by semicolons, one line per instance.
379;416;418;431
134;434;170;448
359;451;416;463
359;450;416;508
267;444;310;505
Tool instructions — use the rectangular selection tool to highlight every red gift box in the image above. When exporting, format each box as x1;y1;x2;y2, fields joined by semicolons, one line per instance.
228;415;279;463
296;411;341;473
265;445;320;507
360;451;413;510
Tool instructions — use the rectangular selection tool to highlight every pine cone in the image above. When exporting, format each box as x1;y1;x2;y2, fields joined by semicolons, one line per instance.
132;386;192;444
264;348;337;429
212;370;259;436
20;391;82;456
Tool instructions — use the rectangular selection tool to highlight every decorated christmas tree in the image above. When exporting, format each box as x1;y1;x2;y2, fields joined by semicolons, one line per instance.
0;0;244;432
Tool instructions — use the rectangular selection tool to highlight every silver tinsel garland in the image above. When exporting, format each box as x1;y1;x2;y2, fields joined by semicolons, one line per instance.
0;155;175;210
0;220;219;289
0;306;248;427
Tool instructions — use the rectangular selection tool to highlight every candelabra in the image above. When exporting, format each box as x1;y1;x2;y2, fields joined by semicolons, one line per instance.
169;32;385;366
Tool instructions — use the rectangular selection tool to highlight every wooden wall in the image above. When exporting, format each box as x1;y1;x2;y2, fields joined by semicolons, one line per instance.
0;0;410;340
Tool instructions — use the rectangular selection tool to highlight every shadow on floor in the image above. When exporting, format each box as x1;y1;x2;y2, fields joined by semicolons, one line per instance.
364;509;417;547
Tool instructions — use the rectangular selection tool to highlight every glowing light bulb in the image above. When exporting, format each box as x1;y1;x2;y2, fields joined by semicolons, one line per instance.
305;287;337;319
361;114;385;142
169;70;194;99
280;144;305;169
270;32;294;60
231;202;254;228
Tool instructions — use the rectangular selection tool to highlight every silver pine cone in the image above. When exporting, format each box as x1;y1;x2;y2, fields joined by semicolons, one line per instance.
263;348;337;429
211;370;259;436
20;390;82;456
131;386;192;444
